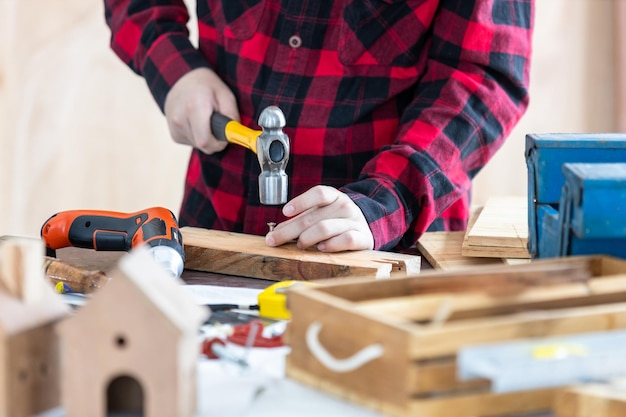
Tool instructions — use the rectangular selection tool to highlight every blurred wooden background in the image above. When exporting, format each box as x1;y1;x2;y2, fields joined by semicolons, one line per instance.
0;0;623;238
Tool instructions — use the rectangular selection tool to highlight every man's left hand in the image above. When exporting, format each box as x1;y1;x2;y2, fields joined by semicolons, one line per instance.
265;185;374;252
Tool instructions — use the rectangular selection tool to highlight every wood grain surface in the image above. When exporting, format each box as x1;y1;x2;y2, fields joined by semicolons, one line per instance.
181;227;422;281
462;197;530;259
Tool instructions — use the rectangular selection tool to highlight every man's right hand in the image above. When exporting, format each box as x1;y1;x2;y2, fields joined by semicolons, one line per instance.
163;67;240;154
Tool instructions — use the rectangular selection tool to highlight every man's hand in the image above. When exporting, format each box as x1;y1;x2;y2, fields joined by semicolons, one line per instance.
163;67;240;154
265;185;374;252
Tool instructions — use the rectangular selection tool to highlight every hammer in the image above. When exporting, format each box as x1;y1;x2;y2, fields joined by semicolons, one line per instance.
210;106;290;205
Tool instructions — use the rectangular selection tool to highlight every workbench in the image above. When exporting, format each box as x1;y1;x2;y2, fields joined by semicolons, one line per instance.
52;247;553;417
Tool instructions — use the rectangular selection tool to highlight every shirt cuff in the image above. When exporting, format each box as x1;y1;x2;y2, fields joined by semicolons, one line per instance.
341;184;411;251
142;33;212;111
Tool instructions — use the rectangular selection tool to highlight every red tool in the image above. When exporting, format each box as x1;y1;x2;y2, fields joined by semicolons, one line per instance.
40;207;184;277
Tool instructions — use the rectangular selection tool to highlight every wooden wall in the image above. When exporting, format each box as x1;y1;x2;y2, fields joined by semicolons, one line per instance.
615;0;626;132
472;0;617;204
0;0;620;238
0;0;190;238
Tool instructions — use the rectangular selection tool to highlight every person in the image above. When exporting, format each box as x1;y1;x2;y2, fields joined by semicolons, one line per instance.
104;0;533;253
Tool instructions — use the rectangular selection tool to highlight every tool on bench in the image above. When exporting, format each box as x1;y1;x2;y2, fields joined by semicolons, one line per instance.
258;280;313;320
40;206;185;277
526;133;626;259
44;256;108;294
211;105;290;205
1;235;110;294
201;281;313;321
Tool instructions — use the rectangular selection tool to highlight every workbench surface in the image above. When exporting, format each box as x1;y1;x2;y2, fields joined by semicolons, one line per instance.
54;247;553;417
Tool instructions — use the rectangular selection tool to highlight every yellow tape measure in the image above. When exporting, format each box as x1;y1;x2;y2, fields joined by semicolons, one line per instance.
257;280;313;320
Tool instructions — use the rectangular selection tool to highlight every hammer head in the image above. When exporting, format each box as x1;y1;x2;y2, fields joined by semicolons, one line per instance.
256;106;290;205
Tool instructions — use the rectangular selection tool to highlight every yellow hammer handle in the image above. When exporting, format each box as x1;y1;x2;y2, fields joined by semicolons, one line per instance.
210;112;260;154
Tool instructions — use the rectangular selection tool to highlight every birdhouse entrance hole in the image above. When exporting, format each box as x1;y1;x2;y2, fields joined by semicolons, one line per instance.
106;375;144;417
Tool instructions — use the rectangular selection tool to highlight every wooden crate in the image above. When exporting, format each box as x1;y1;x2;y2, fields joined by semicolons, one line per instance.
555;382;626;417
285;256;626;417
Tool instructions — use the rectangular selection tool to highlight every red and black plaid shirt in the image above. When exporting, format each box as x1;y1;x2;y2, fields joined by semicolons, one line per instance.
105;0;533;250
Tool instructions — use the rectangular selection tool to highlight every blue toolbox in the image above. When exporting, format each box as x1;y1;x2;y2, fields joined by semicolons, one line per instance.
557;163;626;258
525;133;626;258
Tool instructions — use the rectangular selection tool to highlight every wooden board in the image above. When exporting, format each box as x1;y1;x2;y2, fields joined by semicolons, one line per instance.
416;208;530;271
288;365;557;417
181;227;421;281
462;196;530;259
416;231;505;270
555;383;626;417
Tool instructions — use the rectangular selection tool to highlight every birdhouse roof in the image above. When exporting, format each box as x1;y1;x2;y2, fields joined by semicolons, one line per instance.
0;238;71;336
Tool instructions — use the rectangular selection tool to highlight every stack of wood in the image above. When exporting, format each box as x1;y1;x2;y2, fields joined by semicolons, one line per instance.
417;196;531;271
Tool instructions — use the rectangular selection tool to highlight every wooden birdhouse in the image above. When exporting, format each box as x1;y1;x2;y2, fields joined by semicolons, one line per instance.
0;237;70;417
57;247;209;417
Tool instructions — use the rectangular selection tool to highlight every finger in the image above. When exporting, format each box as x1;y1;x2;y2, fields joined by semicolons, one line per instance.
283;185;338;218
215;88;241;123
295;218;361;250
270;191;356;247
316;230;374;252
189;100;217;153
164;100;193;147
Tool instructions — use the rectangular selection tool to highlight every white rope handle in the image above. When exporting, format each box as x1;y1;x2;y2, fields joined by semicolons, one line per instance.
305;321;384;373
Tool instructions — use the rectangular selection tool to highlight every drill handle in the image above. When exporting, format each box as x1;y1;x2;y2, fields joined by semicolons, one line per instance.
210;112;259;153
41;211;144;252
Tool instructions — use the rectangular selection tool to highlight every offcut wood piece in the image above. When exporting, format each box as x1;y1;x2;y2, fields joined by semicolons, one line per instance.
0;237;70;417
57;247;209;417
43;256;109;294
416;207;528;270
285;255;626;417
462;197;529;258
464;207;531;266
462;196;530;259
555;382;626;417
181;227;421;280
1;235;110;294
416;231;504;270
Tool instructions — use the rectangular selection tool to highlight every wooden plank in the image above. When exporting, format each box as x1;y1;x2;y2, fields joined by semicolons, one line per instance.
418;207;502;271
316;256;595;303
288;362;555;417
408;302;626;359
462;244;530;259
555;383;626;417
286;365;409;417
181;227;421;281
352;275;626;323
409;387;557;417
416;231;504;270
409;358;490;393
417;206;529;270
462;196;530;259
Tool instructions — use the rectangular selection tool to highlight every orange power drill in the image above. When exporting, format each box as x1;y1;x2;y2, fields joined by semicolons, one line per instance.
40;207;184;277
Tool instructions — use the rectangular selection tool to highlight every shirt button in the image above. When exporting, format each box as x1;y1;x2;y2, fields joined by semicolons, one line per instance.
288;35;302;49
